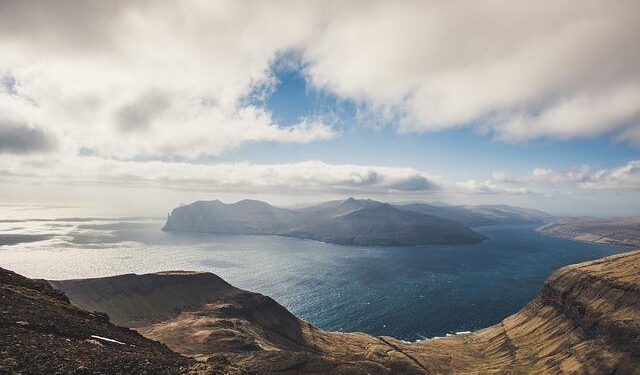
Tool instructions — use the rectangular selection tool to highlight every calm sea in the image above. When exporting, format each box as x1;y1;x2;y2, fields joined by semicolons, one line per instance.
0;214;627;341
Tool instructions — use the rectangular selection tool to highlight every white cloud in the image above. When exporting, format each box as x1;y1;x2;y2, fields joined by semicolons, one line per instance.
489;160;640;191
0;156;443;194
0;0;639;208
1;0;638;164
580;160;640;190
302;0;640;142
525;165;592;184
456;179;531;195
0;0;336;160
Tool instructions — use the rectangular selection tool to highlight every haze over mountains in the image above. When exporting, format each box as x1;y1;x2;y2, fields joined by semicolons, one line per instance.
393;202;555;227
163;198;554;246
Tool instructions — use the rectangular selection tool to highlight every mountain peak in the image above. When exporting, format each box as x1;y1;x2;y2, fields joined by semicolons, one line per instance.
231;199;277;209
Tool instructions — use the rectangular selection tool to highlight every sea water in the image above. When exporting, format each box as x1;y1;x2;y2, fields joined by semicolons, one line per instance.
0;215;627;341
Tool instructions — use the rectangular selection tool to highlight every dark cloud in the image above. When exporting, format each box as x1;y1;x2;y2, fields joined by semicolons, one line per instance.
390;175;438;191
0;120;56;154
115;91;170;133
0;0;134;52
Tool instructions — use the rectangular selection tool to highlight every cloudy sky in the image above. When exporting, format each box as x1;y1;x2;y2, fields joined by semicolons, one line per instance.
1;0;639;216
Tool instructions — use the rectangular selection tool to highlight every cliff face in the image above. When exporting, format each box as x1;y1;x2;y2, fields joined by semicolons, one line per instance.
51;250;640;374
163;200;302;235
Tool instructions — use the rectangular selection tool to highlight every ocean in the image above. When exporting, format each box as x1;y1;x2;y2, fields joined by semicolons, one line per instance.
0;214;627;341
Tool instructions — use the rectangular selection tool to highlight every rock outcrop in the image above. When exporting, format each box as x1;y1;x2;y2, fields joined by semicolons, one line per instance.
51;249;640;374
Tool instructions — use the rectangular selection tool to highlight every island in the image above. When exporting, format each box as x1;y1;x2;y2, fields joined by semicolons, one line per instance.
162;198;488;246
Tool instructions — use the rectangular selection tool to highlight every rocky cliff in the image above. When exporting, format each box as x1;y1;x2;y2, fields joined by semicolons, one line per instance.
49;249;640;374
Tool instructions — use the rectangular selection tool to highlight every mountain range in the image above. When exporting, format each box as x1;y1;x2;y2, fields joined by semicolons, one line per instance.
163;198;553;246
393;202;554;227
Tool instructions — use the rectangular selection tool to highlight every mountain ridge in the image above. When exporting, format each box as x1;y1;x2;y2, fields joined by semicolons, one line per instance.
394;202;555;227
163;198;488;246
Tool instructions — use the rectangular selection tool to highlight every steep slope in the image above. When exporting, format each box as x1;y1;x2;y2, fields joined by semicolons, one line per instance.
0;267;198;375
49;271;241;328
287;203;486;245
52;250;640;374
538;216;640;247
51;271;319;358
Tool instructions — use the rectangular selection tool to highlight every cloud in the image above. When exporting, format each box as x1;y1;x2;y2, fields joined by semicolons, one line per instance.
580;160;640;190
525;165;592;184
489;160;640;191
0;119;56;154
0;0;638;208
115;91;170;133
495;87;640;142
1;0;637;164
302;0;640;143
0;156;442;194
0;0;333;159
456;179;531;195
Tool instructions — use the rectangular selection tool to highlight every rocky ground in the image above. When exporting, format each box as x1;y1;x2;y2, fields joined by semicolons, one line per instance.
0;267;203;374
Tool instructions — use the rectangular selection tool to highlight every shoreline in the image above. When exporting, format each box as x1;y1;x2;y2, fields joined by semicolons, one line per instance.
535;225;637;248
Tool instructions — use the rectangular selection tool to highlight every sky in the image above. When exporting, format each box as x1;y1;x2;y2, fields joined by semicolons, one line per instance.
0;0;639;217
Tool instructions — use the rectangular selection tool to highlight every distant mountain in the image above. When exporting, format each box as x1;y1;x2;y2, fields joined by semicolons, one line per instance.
163;199;302;235
538;216;640;247
297;197;384;219
164;198;486;246
395;202;555;227
288;203;486;245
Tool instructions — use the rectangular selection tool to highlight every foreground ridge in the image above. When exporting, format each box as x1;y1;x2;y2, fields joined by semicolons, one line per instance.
3;250;639;374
